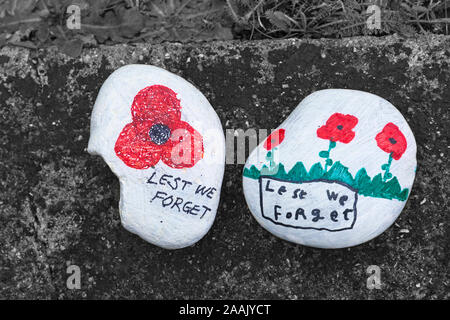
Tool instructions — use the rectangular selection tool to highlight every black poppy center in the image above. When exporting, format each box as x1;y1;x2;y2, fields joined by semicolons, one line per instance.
389;137;397;145
337;125;343;130
149;123;171;145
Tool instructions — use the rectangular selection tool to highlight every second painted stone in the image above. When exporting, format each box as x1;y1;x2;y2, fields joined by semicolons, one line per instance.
243;89;417;249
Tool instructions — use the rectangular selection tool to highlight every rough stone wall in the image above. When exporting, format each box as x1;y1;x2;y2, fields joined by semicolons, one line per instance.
0;35;448;299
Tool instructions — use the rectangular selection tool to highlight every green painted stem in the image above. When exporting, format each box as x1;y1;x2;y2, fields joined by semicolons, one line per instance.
324;140;334;172
266;150;276;174
383;153;393;181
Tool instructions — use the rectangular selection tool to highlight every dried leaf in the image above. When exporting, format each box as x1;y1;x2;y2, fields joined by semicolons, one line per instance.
36;23;49;42
0;0;38;17
78;34;97;47
60;38;83;58
118;7;145;38
83;10;118;43
12;0;38;15
297;9;307;30
0;33;6;46
82;6;145;43
266;10;292;32
212;22;233;40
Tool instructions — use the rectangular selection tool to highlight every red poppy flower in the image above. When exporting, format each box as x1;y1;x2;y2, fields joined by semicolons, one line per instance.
317;113;358;143
264;128;285;150
115;85;204;169
375;122;407;160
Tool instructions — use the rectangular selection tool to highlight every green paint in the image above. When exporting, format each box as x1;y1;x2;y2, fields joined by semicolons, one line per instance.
324;161;354;186
275;163;290;180
243;165;261;179
308;162;325;180
320;140;336;172
287;162;309;181
381;153;394;181
243;160;409;201
264;149;278;174
354;168;371;194
319;151;329;158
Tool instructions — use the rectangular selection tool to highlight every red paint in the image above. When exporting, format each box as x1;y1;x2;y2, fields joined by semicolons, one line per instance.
317;113;358;143
115;85;204;169
375;122;407;160
264;128;285;150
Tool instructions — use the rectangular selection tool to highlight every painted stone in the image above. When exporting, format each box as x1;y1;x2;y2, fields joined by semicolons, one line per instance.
88;65;225;249
243;89;416;249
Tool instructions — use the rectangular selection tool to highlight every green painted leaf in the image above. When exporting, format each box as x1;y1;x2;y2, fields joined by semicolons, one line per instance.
330;141;337;148
243;165;261;179
399;189;409;201
324;161;353;186
287;162;309;181
326;159;333;166
259;164;271;176
319;151;329;158
354;168;371;195
308;162;324;180
370;173;385;197
273;163;289;180
381;176;401;199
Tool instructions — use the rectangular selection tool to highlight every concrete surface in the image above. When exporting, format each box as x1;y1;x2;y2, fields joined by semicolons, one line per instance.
0;35;448;299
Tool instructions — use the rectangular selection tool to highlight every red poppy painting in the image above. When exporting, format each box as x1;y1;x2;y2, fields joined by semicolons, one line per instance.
375;122;407;160
317;113;358;143
264;128;286;150
316;113;358;171
115;85;204;170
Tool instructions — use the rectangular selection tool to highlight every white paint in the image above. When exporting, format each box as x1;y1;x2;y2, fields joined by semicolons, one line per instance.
88;65;225;249
243;89;417;249
260;178;357;231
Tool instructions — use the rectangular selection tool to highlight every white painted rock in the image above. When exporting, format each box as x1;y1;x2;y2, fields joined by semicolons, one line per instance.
243;89;416;249
88;65;225;249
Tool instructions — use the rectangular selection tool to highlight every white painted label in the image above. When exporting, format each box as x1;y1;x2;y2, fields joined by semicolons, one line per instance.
259;177;357;231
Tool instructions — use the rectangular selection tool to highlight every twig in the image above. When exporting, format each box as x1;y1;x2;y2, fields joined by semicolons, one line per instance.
183;8;223;20
409;18;450;23
149;1;166;17
250;13;256;40
313;19;348;30
244;0;265;22
133;29;164;41
7;41;38;49
254;27;277;39
0;17;42;28
81;19;148;30
446;0;449;35
175;0;194;16
225;0;240;23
